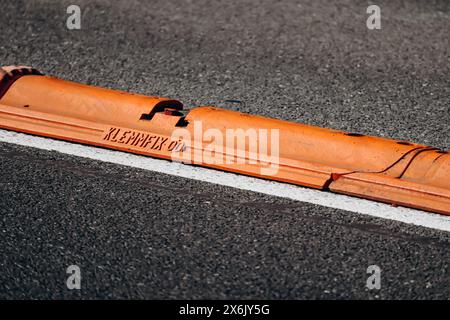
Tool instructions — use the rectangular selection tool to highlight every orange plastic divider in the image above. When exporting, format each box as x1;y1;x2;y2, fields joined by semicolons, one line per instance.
1;66;449;215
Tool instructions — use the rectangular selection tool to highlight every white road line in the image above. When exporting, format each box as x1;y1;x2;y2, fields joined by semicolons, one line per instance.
1;128;450;232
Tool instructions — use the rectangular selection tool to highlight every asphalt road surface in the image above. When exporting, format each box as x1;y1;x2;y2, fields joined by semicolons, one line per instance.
0;0;449;299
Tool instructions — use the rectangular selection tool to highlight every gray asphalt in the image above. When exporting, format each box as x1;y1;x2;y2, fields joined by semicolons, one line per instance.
0;0;449;299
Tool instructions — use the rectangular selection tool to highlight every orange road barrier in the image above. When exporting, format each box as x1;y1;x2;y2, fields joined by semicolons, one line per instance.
1;65;449;215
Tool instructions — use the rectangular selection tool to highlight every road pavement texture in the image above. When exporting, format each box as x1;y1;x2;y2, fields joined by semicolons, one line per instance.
0;0;449;299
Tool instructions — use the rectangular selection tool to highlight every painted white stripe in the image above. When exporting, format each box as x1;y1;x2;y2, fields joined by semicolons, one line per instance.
1;128;450;232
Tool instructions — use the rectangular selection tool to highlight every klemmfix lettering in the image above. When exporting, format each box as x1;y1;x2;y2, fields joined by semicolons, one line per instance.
103;127;179;152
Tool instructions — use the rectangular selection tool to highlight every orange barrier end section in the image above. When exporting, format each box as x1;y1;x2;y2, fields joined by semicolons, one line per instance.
0;66;449;215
